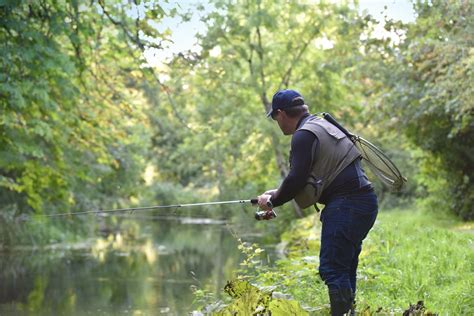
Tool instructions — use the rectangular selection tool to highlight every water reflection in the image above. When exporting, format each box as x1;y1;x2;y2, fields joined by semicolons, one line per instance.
0;217;259;315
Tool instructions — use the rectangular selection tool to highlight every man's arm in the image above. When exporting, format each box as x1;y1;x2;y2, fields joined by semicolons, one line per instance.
268;130;318;207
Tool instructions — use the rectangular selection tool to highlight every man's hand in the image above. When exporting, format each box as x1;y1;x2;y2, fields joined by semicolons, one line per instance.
257;194;273;211
264;189;277;196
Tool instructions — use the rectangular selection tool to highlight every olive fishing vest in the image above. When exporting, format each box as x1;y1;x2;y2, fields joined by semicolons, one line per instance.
294;116;361;208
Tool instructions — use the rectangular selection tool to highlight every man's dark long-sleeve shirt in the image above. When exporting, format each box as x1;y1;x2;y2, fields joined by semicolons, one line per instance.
271;114;372;207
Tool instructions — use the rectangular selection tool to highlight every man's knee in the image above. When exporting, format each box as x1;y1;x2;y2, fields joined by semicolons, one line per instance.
318;265;332;283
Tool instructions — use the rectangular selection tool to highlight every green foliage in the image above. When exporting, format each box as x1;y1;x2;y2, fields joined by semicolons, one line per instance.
372;1;474;219
198;279;309;315
242;210;473;315
150;0;376;220
237;238;266;271
0;0;172;245
0;1;473;314
359;211;473;315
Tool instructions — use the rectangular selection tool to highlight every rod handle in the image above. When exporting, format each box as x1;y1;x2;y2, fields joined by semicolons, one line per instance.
250;198;258;204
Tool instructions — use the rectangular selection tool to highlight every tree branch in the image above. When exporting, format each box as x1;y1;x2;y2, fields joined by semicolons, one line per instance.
98;0;192;130
255;25;270;108
278;22;321;90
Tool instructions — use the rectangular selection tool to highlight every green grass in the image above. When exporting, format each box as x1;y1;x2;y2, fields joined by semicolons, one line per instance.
248;209;474;315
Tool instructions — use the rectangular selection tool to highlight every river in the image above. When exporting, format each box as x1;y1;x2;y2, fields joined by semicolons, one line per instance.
0;213;277;315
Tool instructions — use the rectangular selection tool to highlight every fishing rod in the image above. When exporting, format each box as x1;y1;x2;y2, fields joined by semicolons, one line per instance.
39;199;277;221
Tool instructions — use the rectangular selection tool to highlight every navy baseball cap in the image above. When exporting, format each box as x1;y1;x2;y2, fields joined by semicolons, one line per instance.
266;89;305;117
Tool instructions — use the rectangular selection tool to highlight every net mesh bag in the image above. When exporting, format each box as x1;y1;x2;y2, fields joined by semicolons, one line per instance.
320;112;407;191
353;136;406;190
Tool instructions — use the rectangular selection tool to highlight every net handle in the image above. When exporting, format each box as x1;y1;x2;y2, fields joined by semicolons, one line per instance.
322;113;355;140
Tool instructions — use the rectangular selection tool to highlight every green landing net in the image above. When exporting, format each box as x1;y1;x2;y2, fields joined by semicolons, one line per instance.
321;113;407;191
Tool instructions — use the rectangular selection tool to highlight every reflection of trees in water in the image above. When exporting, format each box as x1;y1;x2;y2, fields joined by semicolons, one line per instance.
0;222;241;314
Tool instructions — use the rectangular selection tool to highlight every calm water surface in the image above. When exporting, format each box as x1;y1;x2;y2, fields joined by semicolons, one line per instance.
0;215;275;315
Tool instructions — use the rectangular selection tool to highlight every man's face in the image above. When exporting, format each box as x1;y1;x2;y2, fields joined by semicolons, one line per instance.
272;109;293;135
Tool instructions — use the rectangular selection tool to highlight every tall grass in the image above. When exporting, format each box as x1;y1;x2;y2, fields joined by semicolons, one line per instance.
246;209;474;315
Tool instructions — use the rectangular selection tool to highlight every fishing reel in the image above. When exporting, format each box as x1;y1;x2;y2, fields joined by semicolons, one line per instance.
250;198;277;221
254;209;277;221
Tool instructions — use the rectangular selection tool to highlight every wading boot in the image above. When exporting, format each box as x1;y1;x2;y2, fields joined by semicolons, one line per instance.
329;288;353;316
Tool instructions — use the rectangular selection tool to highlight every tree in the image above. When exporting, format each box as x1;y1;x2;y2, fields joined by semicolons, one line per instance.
0;1;169;222
150;0;373;216
377;1;473;219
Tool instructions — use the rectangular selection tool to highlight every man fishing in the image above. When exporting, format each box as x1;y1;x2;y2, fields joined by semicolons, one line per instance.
257;89;378;316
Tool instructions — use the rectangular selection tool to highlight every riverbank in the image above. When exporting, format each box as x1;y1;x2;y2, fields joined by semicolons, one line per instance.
207;209;473;315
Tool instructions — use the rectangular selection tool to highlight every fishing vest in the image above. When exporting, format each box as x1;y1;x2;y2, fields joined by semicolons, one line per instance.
294;116;361;208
